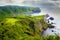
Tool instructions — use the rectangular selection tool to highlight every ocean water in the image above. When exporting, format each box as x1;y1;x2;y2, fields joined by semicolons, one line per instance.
43;28;60;36
41;9;60;36
43;13;60;36
32;8;60;36
37;8;60;28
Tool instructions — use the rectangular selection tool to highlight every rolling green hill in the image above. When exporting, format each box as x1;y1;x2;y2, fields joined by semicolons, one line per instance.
0;5;40;19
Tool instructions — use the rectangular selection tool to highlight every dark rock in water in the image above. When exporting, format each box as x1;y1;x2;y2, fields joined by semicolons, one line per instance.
45;14;50;18
51;30;54;32
49;17;54;20
48;26;55;28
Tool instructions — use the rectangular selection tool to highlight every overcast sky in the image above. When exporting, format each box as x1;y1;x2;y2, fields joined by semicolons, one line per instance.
0;0;60;14
0;0;60;28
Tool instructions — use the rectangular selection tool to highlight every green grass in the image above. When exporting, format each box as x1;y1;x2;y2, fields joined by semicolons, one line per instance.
0;6;59;40
0;15;57;40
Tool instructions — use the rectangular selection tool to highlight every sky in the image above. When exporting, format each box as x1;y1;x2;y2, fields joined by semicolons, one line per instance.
0;0;25;6
0;0;60;28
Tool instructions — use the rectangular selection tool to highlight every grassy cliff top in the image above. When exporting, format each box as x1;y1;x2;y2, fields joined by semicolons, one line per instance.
0;15;47;40
0;6;57;40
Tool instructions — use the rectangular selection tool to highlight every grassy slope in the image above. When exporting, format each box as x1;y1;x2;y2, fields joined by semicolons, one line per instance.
0;6;59;40
0;15;56;40
0;6;40;19
0;15;47;40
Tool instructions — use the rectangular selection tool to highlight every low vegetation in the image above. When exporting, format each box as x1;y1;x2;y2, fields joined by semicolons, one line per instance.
0;6;59;40
0;15;59;40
